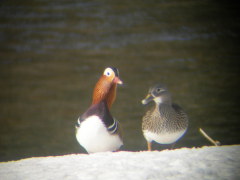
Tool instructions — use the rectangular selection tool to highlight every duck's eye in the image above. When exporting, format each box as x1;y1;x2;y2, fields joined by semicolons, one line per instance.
104;71;111;76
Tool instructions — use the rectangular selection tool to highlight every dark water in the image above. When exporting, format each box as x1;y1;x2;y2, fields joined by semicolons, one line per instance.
0;0;239;161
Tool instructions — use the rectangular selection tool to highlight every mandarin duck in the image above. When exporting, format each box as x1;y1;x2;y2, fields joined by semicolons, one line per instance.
75;67;123;153
142;84;188;151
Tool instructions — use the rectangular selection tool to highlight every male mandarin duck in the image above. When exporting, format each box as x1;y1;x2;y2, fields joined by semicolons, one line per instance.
142;84;188;151
75;67;123;153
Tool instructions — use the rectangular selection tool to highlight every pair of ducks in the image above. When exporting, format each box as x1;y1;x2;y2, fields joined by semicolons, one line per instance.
75;67;188;153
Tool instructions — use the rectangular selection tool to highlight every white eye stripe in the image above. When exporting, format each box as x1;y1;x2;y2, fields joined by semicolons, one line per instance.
104;67;114;76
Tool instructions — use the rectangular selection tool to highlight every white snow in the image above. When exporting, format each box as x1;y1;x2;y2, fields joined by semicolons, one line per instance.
0;145;239;180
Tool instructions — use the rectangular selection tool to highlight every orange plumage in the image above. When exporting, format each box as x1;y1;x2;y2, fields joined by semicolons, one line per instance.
92;68;122;109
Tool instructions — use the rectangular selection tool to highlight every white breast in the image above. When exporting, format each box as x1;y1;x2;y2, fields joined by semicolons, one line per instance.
143;129;187;144
76;115;123;153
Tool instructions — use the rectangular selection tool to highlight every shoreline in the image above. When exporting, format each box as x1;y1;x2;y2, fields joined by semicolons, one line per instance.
1;145;239;180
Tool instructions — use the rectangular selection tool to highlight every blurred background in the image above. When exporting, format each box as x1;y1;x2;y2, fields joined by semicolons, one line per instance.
0;0;239;161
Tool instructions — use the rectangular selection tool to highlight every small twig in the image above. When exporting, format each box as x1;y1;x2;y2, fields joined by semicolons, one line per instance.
199;128;221;146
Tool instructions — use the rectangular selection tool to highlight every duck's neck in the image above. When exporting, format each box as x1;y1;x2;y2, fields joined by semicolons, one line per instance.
92;78;116;109
154;93;172;106
106;84;117;108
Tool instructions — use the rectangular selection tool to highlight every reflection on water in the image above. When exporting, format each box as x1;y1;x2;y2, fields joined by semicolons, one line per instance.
0;0;239;161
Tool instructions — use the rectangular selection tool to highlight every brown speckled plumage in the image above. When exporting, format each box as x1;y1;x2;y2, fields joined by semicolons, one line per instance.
142;84;188;151
142;103;188;134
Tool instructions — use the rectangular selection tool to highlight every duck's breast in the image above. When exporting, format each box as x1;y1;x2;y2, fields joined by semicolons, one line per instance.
76;115;123;153
143;129;187;144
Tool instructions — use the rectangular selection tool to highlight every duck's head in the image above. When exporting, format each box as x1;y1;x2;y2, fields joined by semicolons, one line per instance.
103;67;123;85
92;67;123;108
142;84;171;105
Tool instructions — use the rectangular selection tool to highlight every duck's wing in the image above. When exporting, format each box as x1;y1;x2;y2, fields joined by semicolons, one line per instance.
75;116;82;128
106;117;118;134
172;103;187;117
172;103;188;128
109;117;123;142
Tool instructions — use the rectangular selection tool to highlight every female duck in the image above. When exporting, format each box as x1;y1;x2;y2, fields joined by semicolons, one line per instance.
142;84;188;151
75;67;123;153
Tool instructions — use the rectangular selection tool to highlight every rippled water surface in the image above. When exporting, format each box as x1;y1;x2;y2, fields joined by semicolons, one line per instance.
0;0;239;161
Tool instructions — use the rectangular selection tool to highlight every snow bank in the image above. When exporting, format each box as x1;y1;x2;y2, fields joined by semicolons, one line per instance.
0;145;239;180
